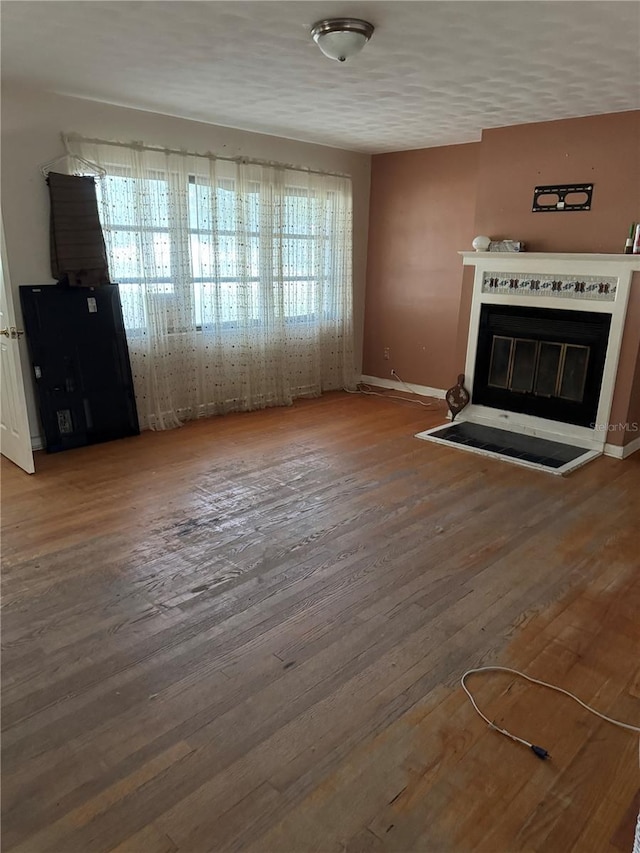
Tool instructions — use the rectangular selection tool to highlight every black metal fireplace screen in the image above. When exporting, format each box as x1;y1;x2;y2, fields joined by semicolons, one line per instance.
488;337;590;403
473;305;611;427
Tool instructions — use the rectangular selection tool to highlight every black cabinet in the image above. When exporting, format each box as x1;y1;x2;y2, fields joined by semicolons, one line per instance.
20;285;139;452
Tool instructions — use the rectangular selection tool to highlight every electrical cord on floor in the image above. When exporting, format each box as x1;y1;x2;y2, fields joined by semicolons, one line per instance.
345;384;432;407
343;371;434;408
390;368;432;402
461;666;640;761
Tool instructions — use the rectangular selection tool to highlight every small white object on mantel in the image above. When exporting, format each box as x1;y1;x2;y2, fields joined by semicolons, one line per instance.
471;235;491;252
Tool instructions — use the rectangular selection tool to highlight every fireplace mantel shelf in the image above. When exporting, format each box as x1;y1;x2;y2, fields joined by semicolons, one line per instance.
460;251;640;267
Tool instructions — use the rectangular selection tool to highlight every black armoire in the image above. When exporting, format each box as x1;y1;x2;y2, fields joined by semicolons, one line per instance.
20;285;139;452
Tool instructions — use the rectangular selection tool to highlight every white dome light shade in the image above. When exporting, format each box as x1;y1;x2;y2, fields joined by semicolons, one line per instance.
311;19;374;62
315;30;368;62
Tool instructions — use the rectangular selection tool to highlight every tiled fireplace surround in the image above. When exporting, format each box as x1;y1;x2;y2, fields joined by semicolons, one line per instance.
432;253;640;472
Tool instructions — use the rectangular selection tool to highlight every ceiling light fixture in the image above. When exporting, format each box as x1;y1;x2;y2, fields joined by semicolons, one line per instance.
310;18;374;63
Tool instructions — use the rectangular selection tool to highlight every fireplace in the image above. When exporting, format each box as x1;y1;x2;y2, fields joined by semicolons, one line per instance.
416;252;640;473
473;304;611;427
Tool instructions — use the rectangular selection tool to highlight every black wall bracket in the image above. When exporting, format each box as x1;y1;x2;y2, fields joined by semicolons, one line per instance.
532;183;593;213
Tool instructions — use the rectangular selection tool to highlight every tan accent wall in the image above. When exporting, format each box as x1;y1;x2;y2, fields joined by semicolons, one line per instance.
363;143;479;391
625;349;640;446
609;274;640;446
363;111;640;444
474;112;639;253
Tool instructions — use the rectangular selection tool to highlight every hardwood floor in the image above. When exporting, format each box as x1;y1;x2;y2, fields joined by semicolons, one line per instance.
1;391;639;853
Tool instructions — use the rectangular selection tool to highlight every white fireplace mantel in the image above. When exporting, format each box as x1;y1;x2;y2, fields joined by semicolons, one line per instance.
460;251;640;271
455;251;640;466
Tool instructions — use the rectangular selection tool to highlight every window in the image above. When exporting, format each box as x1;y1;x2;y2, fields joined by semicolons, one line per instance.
96;167;342;332
70;136;355;427
96;171;175;332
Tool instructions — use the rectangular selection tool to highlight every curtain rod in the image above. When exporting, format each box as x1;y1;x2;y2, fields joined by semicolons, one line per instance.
63;133;351;181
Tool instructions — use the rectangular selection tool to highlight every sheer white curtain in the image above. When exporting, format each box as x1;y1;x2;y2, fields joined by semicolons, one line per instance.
65;136;356;429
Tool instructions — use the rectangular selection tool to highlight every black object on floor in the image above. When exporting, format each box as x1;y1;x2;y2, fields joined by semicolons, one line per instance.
428;422;588;469
20;284;139;453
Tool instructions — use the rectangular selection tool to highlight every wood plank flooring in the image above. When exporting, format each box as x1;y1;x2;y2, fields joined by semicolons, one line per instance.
1;391;639;853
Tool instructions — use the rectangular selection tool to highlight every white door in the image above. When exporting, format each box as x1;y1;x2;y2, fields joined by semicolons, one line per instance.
0;216;35;474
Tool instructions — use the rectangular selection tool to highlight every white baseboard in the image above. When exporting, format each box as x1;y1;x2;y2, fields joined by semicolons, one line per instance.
31;435;44;451
604;434;640;459
360;375;446;400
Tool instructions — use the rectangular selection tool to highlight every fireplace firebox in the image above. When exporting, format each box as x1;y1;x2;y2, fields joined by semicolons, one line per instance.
473;304;611;427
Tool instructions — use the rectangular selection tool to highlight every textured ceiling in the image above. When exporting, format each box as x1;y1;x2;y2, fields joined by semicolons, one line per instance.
1;1;638;153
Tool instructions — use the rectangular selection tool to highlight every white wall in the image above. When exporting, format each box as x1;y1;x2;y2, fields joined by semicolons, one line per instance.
1;84;371;443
